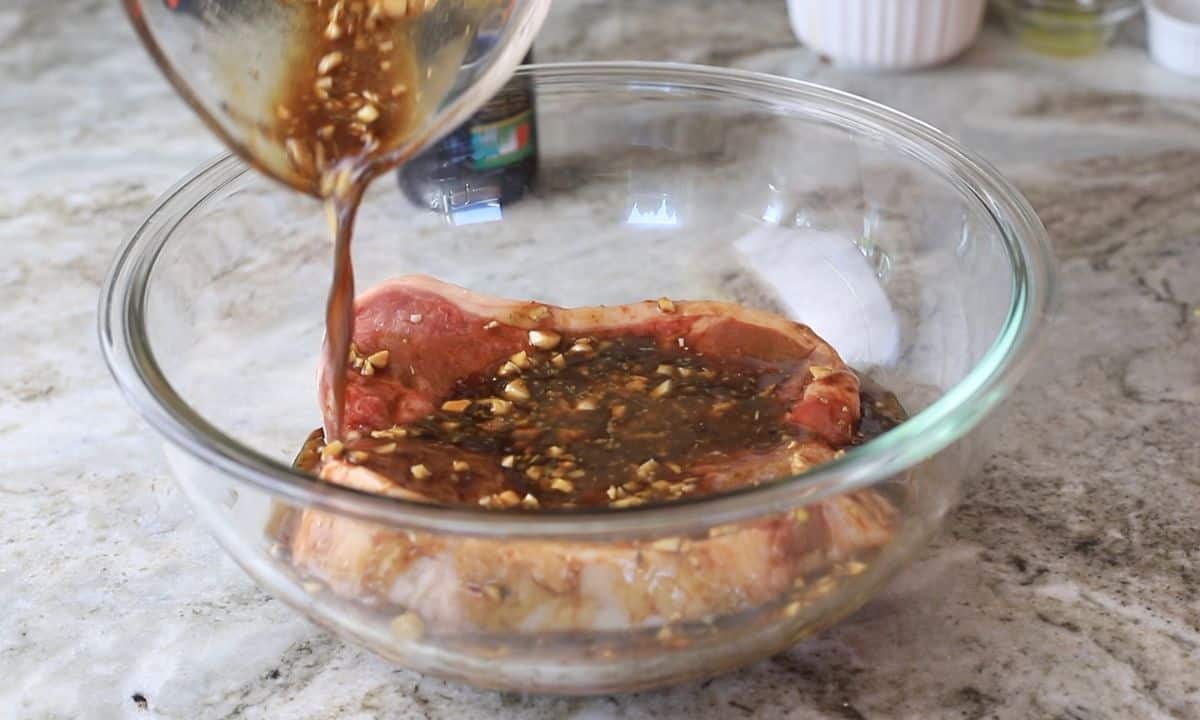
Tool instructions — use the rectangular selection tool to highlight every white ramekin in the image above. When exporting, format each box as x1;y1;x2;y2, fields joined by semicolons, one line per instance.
786;0;987;70
1146;0;1200;76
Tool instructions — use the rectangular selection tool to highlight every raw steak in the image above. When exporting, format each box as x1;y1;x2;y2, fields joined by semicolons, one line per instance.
280;275;898;634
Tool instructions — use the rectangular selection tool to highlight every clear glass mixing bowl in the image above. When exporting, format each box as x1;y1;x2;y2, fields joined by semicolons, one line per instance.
100;63;1054;694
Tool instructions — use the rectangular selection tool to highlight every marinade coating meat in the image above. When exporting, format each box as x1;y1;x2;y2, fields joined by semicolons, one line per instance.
287;488;895;633
286;276;897;634
320;275;860;447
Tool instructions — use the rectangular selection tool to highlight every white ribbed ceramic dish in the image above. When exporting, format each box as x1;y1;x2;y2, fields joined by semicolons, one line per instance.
787;0;986;69
1146;0;1200;76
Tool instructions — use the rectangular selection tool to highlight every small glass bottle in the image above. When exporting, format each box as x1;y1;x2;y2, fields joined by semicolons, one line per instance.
398;46;537;218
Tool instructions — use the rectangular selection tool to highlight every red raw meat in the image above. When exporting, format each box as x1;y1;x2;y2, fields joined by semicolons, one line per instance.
322;275;860;446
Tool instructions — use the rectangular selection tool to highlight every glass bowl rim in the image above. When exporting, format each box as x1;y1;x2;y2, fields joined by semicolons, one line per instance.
99;61;1055;539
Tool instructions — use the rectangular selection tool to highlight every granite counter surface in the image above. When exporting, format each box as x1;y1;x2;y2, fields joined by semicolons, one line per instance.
1;1;1197;718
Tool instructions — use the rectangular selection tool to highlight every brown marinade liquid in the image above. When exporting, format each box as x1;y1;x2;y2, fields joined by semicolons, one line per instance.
375;335;793;509
295;331;909;510
270;0;424;438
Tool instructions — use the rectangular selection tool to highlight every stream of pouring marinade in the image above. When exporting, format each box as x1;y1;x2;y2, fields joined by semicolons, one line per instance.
268;0;438;439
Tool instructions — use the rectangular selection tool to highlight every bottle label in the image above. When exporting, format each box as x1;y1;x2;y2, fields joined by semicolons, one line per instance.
469;110;534;170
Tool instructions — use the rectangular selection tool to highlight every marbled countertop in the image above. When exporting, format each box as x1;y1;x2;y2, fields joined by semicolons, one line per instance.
2;2;1198;718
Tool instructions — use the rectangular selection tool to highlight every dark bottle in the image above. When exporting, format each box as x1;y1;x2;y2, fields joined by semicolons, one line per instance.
398;48;537;217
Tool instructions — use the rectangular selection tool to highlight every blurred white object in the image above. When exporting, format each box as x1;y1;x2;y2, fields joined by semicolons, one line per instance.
734;226;901;367
786;0;986;69
1146;0;1200;76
